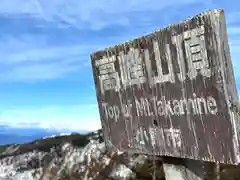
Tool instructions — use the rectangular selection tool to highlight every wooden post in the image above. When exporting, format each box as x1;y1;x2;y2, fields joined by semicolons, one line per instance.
162;157;217;180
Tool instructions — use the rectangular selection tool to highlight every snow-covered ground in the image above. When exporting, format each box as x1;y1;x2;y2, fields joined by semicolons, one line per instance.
0;132;139;180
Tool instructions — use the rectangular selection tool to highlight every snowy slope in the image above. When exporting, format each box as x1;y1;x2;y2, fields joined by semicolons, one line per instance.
0;130;151;180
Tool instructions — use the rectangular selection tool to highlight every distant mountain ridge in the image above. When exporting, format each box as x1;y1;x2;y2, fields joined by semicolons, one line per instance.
0;124;89;145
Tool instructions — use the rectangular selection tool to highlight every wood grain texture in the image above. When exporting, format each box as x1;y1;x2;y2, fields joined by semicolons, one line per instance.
91;9;240;165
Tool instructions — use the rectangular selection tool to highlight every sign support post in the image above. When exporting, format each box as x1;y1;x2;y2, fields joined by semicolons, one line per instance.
162;157;218;180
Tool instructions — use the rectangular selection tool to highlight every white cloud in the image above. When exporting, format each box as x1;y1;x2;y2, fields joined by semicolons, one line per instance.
0;0;200;15
0;63;78;82
0;34;105;65
0;0;239;83
0;104;101;131
0;0;203;30
0;119;102;132
0;118;102;132
0;44;87;65
0;35;108;82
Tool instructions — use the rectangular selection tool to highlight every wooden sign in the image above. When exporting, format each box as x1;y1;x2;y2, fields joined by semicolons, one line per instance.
91;9;240;165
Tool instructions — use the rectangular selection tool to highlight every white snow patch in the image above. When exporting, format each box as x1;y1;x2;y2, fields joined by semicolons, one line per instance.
110;164;134;180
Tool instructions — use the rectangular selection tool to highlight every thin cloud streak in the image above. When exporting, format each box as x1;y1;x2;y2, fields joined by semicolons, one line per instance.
0;104;100;131
0;0;240;133
0;0;222;83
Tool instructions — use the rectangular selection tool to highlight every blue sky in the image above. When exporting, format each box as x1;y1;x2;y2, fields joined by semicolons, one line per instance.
0;0;240;132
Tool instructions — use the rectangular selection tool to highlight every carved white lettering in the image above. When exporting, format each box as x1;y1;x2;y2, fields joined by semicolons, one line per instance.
135;127;149;146
197;96;208;114
97;26;212;92
207;96;218;115
171;26;211;81
149;127;165;147
172;34;187;82
164;98;174;116
118;48;146;88
102;103;120;122
95;55;120;94
172;99;182;115
136;93;218;117
103;94;218;123
136;127;182;149
135;98;154;116
122;102;133;118
152;40;175;84
183;26;211;79
164;128;182;148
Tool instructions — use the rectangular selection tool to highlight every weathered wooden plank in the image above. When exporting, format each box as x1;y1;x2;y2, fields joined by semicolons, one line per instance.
91;9;240;165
